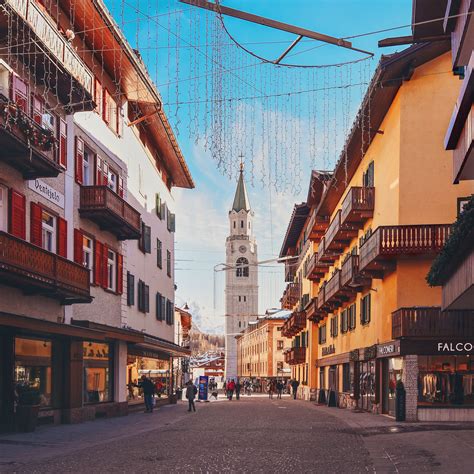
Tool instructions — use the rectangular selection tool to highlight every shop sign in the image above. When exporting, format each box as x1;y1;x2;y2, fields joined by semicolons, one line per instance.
436;342;474;353
399;340;474;356
28;179;64;209
322;344;336;356
363;345;377;360
377;341;400;358
349;349;359;361
128;346;169;360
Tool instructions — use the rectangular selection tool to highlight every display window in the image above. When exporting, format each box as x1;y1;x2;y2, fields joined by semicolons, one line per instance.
385;357;403;416
83;341;113;404
14;337;52;407
358;360;376;411
418;356;474;407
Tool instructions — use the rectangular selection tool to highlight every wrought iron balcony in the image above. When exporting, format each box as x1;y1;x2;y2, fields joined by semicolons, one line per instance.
0;231;91;304
284;347;306;365
79;186;141;240
282;310;307;338
0;96;62;178
392;307;474;339
341;187;375;228
359;225;451;277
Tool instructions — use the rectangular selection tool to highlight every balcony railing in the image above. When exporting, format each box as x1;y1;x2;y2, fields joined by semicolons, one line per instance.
392;307;474;339
451;0;473;69
285;259;297;282
0;96;62;178
281;282;300;310
79;186;141;240
282;311;307;337
341;187;375;226
320;212;358;261
442;247;474;311
305;253;327;281
0;231;91;304
325;270;341;304
307;211;329;241
3;0;94;108
359;225;451;276
317;284;326;310
453;104;473;182
284;347;306;365
340;254;370;290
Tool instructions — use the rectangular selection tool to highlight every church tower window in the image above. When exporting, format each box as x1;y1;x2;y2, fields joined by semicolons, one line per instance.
236;257;249;277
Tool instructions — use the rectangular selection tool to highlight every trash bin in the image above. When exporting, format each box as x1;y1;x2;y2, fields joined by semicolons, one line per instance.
176;388;183;400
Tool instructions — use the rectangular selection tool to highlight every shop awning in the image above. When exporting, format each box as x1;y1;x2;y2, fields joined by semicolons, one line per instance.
71;320;144;343
0;312;106;340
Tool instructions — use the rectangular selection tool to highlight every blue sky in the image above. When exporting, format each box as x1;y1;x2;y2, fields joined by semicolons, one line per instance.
107;0;413;332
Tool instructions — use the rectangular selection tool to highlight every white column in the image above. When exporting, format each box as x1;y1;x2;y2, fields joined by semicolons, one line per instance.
115;341;128;403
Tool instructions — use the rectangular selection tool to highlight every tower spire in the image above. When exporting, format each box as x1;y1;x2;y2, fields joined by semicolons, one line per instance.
232;158;251;212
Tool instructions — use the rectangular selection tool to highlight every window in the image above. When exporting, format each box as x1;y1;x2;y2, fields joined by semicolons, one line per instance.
342;363;351;393
138;280;150;313
277;340;284;350
0;184;8;232
107;249;116;292
127;272;135;306
157;239;162;268
341;309;348;334
348;303;357;330
83;342;113;403
83;148;93;185
139;222;151;253
238;296;241;302
240;220;244;228
83;235;94;283
330;315;339;337
236;257;249;277
233;221;236;229
156;292;164;320
166;209;176;233
318;324;327;344
12;75;28;113
361;293;371;325
277;362;283;370
166;250;171;277
107;169;117;193
363;161;374;187
41;210;56;253
165;299;174;325
156;193;163;219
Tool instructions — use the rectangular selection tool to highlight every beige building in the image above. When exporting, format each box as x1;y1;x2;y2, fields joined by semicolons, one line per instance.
236;309;291;381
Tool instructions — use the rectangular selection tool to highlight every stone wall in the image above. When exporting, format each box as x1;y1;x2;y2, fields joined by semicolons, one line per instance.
402;355;418;422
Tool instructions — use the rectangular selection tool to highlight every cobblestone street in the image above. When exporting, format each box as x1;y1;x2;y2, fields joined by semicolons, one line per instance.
0;396;473;473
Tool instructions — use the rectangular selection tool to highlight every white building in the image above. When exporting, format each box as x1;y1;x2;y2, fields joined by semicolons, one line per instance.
225;165;258;380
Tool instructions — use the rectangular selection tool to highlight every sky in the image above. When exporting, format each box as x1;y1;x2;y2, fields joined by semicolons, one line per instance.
106;0;413;332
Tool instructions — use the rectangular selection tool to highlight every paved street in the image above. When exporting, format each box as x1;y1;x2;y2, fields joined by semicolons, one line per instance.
0;396;473;473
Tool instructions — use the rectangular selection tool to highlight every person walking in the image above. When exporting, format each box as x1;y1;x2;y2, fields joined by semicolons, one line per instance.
140;375;155;413
227;379;235;400
276;380;283;399
268;380;276;399
185;381;197;412
291;379;300;400
235;380;241;400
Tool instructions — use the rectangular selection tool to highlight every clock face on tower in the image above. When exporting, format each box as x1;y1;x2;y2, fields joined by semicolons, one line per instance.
239;245;246;253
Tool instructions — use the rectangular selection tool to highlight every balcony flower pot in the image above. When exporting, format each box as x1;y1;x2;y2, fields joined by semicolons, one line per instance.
16;387;41;433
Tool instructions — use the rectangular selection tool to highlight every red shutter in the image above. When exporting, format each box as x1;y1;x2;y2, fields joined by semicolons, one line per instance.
59;118;67;169
102;161;109;186
75;136;84;184
116;253;123;294
94;240;103;286
30;202;42;247
57;217;67;257
95;155;103;185
101;244;108;289
94;77;103;115
74;228;83;264
8;189;26;239
11;75;28;113
118;176;124;198
103;89;110;124
31;94;44;125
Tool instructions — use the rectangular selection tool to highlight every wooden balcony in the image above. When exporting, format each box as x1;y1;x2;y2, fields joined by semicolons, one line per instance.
392;307;474;339
0;231;91;304
340;254;370;290
359;225;451;277
79;186;141;240
306;297;325;323
281;282;300;310
317;283;326;310
325;271;341;305
0;0;94;110
320;211;358;262
304;253;330;282
307;210;330;242
453;103;474;182
0;97;62;179
284;347;306;365
282;311;307;337
341;187;375;227
451;0;474;69
285;258;297;282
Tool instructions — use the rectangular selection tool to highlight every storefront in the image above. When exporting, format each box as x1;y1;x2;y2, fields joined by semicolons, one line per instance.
377;341;403;417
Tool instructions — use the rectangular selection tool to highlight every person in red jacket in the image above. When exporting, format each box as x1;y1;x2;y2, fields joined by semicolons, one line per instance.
227;380;236;400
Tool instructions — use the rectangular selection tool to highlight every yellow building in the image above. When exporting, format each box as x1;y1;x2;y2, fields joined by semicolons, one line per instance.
236;309;291;383
281;43;474;421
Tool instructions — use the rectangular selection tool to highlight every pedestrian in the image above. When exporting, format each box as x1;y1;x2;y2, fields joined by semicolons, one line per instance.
291;379;300;400
155;379;164;398
227;379;235;400
235;380;241;400
268;380;275;399
276;380;283;399
185;380;197;412
140;375;155;413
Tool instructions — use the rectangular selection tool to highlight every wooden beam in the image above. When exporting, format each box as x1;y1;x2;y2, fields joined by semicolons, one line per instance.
378;34;451;48
180;0;373;56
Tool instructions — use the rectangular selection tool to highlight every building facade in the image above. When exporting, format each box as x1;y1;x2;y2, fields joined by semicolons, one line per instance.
225;166;258;380
236;309;291;382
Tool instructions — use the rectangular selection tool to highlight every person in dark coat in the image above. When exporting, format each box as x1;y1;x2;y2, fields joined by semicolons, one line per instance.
185;381;197;412
140;375;155;412
291;379;300;400
276;380;284;399
235;380;242;400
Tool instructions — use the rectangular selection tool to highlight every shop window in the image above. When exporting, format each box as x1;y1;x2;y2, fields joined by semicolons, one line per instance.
167;250;172;278
14;337;52;407
360;294;371;325
157;239;162;269
342;363;351;392
83;342;113;404
318;325;326;344
418;356;474;407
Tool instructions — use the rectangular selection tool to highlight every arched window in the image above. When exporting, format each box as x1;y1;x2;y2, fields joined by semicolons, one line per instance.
236;257;249;277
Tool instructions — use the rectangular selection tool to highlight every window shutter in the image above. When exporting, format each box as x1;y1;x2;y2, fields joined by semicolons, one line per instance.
127;272;135;306
103;89;110;124
57;216;67;258
116;253;123;294
8;189;26;240
94;77;103;115
366;294;371;323
94;240;103;286
74;229;83;264
137;280;143;311
167;209;171;232
31;94;44;125
156;193;162;219
144;225;151;253
116;105;123;136
101;244;108;289
59;118;67;169
95;155;103;185
102;161;109;186
75;137;84;184
156;293;161;320
368;161;374;187
12;75;28;113
144;284;149;313
169;213;176;233
30;202;42;246
118;176;124;198
161;296;166;322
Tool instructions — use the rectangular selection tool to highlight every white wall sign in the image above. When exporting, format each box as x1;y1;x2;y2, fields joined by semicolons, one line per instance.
28;179;64;209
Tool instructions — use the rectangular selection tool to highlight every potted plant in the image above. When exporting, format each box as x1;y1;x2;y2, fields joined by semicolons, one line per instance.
16;386;41;432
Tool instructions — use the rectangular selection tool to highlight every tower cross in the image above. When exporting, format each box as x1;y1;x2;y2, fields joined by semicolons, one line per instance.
238;153;244;171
